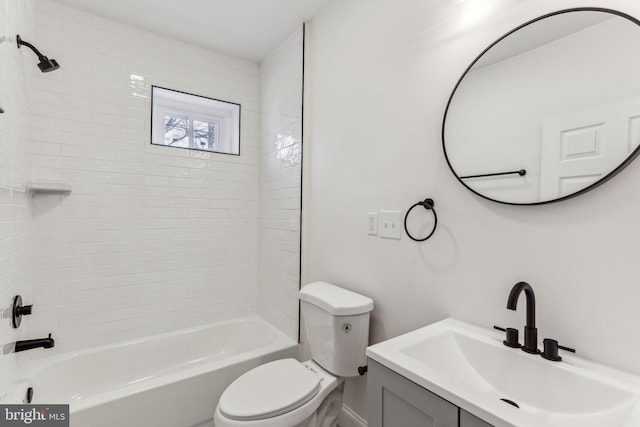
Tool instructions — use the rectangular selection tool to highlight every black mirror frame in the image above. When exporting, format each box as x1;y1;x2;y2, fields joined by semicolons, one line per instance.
442;7;640;206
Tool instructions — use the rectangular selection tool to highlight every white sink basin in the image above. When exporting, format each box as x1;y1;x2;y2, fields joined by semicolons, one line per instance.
366;319;640;427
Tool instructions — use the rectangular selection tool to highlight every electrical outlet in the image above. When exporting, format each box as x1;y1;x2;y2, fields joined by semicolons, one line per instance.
379;211;402;239
367;212;378;235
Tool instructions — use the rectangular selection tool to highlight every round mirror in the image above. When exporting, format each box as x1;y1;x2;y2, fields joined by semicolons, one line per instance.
443;8;640;205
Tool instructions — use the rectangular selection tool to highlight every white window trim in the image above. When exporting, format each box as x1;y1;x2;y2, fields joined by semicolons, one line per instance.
151;86;240;155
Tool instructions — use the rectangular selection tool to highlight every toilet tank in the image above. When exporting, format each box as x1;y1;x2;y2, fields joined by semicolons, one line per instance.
299;282;374;377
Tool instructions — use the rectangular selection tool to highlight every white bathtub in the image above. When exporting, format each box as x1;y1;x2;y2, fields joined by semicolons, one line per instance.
25;315;298;427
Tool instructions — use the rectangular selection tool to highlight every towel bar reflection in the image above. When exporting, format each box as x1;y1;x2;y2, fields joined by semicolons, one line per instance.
460;169;526;179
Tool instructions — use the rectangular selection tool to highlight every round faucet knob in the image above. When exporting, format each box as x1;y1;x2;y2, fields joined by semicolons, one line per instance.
503;328;521;348
542;338;562;361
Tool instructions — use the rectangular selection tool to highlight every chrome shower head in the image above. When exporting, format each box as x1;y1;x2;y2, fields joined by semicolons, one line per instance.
16;35;60;73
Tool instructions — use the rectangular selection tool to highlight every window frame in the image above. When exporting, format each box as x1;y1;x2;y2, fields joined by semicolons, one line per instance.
151;86;241;156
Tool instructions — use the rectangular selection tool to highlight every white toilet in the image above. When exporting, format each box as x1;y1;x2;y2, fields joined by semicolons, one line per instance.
214;281;374;427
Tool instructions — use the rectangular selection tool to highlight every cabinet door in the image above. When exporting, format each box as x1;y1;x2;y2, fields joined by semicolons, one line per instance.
460;409;494;427
367;359;457;427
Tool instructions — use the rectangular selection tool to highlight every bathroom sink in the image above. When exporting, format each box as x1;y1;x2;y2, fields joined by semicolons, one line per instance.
366;319;640;427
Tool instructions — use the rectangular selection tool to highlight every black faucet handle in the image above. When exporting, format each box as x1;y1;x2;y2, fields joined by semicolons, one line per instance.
12;295;33;329
494;325;521;348
558;343;576;353
542;338;561;361
17;305;32;316
504;327;521;348
542;338;574;361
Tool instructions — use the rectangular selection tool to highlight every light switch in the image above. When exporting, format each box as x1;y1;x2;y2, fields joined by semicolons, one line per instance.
379;211;402;239
367;212;378;235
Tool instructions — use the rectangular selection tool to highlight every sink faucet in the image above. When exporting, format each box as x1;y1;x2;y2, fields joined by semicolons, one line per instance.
15;334;55;353
507;282;539;354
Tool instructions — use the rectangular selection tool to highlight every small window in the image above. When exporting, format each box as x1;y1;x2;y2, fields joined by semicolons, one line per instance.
151;86;240;155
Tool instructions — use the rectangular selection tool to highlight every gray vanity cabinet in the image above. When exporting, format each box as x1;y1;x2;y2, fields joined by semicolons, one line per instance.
460;410;493;427
368;359;494;427
368;359;457;427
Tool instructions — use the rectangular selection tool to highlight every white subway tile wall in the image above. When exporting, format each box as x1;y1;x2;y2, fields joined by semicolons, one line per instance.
0;0;35;403
258;27;304;340
0;0;304;402
26;0;262;352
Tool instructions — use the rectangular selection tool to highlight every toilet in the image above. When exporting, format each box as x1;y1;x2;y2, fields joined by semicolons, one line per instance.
214;281;374;427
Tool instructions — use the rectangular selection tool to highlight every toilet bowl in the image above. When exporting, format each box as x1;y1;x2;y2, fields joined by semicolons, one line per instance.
213;359;342;427
213;282;374;427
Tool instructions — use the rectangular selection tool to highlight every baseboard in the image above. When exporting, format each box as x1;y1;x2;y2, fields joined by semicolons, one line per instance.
337;404;367;427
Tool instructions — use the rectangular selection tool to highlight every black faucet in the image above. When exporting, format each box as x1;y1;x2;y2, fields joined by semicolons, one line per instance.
506;282;539;354
15;334;55;353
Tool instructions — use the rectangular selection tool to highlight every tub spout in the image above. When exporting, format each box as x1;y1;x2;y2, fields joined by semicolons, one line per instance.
15;334;54;353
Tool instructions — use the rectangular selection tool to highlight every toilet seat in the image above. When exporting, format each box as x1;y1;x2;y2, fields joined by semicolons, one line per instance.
219;359;321;421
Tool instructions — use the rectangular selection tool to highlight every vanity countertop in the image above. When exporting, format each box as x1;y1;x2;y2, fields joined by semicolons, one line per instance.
366;318;640;427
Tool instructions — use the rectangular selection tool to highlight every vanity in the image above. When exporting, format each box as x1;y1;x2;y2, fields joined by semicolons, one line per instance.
366;318;640;427
368;357;490;427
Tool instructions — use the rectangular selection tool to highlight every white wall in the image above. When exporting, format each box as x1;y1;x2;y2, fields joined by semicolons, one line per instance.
0;0;34;403
258;26;304;340
303;0;640;420
26;0;261;352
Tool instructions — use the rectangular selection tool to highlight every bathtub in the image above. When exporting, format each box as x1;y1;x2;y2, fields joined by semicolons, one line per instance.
24;315;298;427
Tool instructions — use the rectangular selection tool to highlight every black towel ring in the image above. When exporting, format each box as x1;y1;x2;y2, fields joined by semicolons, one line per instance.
404;198;437;242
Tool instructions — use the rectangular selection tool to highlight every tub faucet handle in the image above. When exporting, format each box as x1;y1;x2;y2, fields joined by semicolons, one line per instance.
12;295;33;329
17;304;32;316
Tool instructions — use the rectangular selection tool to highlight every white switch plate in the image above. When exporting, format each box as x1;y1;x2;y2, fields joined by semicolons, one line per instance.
379;211;402;239
367;212;378;235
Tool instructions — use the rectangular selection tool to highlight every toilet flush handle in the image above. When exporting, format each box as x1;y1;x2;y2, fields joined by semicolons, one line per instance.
358;366;367;376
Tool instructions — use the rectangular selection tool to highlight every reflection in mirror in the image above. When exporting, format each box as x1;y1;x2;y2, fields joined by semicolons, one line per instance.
443;8;640;205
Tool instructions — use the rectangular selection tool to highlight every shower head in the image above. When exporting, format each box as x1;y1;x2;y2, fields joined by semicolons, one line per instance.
37;57;60;73
16;35;60;73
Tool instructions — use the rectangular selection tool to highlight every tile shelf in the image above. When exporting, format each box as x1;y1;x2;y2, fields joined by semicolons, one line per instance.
26;181;72;195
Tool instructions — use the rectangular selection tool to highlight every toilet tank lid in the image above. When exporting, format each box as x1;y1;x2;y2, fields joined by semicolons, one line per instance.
299;282;374;315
